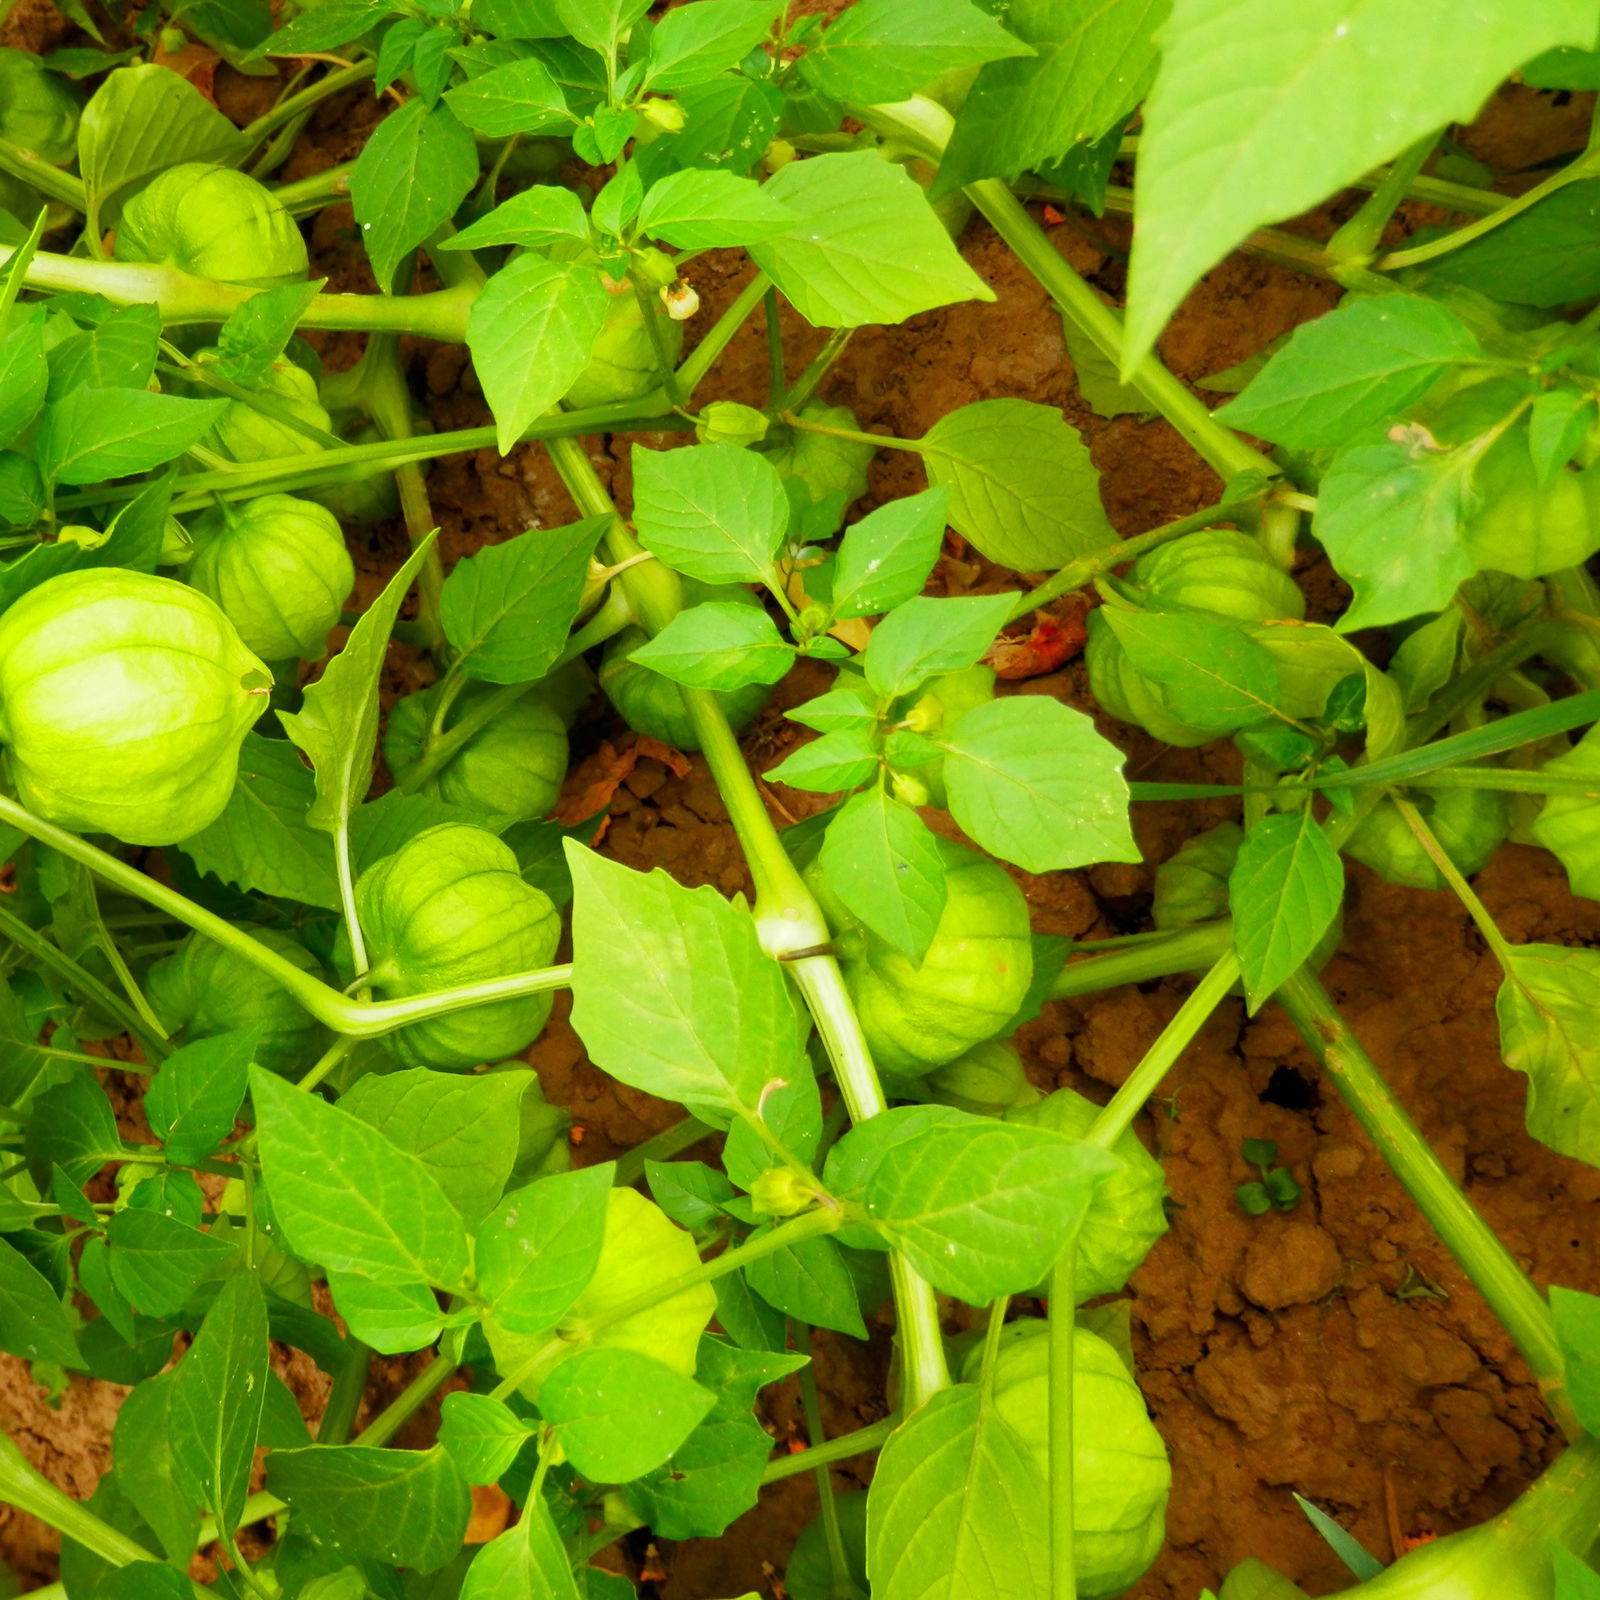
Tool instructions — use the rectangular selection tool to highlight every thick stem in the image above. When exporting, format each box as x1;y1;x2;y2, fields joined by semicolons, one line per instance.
677;271;773;400
1276;970;1574;1436
760;1414;900;1485
241;61;376;153
1048;1249;1078;1600
1327;131;1439;268
1051;921;1235;999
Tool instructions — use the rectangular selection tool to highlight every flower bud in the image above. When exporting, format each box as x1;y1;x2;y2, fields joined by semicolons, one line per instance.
749;1167;815;1217
695;401;769;449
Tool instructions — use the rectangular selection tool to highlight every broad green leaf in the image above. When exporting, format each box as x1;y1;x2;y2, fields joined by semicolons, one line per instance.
213;282;325;389
105;1210;235;1319
637;168;795;249
1218;1559;1313;1600
1555;1547;1600;1600
440;187;591;252
475;1164;613;1333
440;513;609;681
803;0;1032;105
1217;294;1482;449
77;65;245;219
0;980;72;1114
541;1347;715;1482
438;1392;532;1485
25;1074;120;1189
36;389;227;485
1528;387;1595;485
1228;812;1343;1012
0;451;44;530
648;1160;739;1233
1550;1285;1600;1436
1102;606;1282;732
819;789;947;962
46;305;161;401
863;592;1015;698
444;56;569;136
459;1502;579;1600
664;75;783;175
468;256;610;453
1314;428;1476;631
824;1104;1115;1303
1498;944;1600;1166
145;1028;256;1168
251;1067;471;1290
744;1233;867;1338
631;442;789;583
787;683;878;732
349;99;478;287
340;1067;533;1228
349;790;509;873
246;1;377;57
0;314;46;451
554;0;650;57
631;603;795;690
177;733;342;911
750;152;995;328
169;1274;268;1535
1429;181;1600;308
266;1446;470;1574
0;1236;82;1368
936;0;1164;196
1126;0;1599;366
565;845;808;1121
722;1073;823;1190
111;1374;197;1566
922;398;1114;570
324;1272;443;1356
830;488;949;619
1532;725;1600;899
98;1561;193;1600
940;695;1138;874
645;0;785;90
1062;314;1149;419
763;726;880;792
279;534;439;835
867;1383;1048;1600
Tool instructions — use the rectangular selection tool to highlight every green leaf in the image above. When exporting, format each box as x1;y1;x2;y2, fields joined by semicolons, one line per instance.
78;65;246;219
1217;1558;1313;1600
349;99;478;287
1291;1495;1384;1582
637;168;795;249
802;0;1032;105
565;844;809;1123
940;695;1138;874
866;1383;1048;1600
922;399;1114;570
111;1374;197;1566
1228;812;1343;1012
437;1392;532;1485
1555;1546;1600;1600
266;1446;471;1574
213;281;325;389
177;734;342;911
1550;1285;1600;1436
475;1164;613;1334
1497;944;1600;1166
279;533;439;836
440;512;609;682
1314;428;1476;631
1528;386;1594;485
145;1028;257;1168
631;442;789;583
0;315;46;451
440;187;592;251
829;488;949;619
350;790;509;873
105;1211;235;1319
247;1;378;57
554;0;650;57
459;1502;580;1600
645;0;786;90
1217;294;1482;449
936;0;1164;196
46;304;161;400
1429;181;1600;308
819;789;947;962
0;1236;82;1368
665;75;782;174
1125;0;1599;366
25;1075;120;1189
323;1273;443;1356
1102;605;1283;732
744;1233;867;1338
36;389;227;485
1532;725;1600;899
541;1347;715;1482
863;592;1015;698
630;603;795;690
251;1067;472;1290
169;1274;269;1535
749;152;995;328
468;257;610;454
824;1104;1115;1304
763;727;880;792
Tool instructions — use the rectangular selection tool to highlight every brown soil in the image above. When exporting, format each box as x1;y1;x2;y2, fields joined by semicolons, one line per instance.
1;26;1597;1598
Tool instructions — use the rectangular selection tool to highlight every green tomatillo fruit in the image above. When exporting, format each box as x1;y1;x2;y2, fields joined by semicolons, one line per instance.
807;834;1032;1076
189;493;354;663
1460;421;1600;580
1132;528;1305;621
917;1038;1042;1117
148;925;328;1076
115;163;309;286
1009;1089;1168;1302
961;1319;1171;1597
0;48;81;166
0;569;269;845
343;823;560;1070
563;281;684;410
203;355;334;465
1344;786;1510;891
757;401;874;534
384;682;569;822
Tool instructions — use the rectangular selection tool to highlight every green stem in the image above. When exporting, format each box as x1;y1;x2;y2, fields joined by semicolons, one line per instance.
759;1414;900;1485
272;164;355;216
1276;970;1575;1435
676;271;772;400
781;410;922;454
0;142;83;209
764;287;787;407
357;1351;457;1448
781;327;853;415
0;1432;161;1570
1327;131;1439;267
1390;796;1515;966
241;61;376;154
1051;921;1234;999
1048;1249;1077;1600
1409;765;1600;796
1085;953;1241;1147
795;1324;856;1600
612;1114;717;1186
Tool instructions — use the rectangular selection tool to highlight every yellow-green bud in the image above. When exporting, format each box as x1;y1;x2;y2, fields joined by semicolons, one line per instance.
696;401;769;449
640;97;686;133
749;1167;815;1218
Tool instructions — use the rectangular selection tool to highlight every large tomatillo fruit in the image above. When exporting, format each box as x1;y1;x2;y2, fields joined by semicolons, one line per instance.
0;48;81;166
189;494;354;663
563;282;684;410
0;569;269;845
343;823;560;1070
